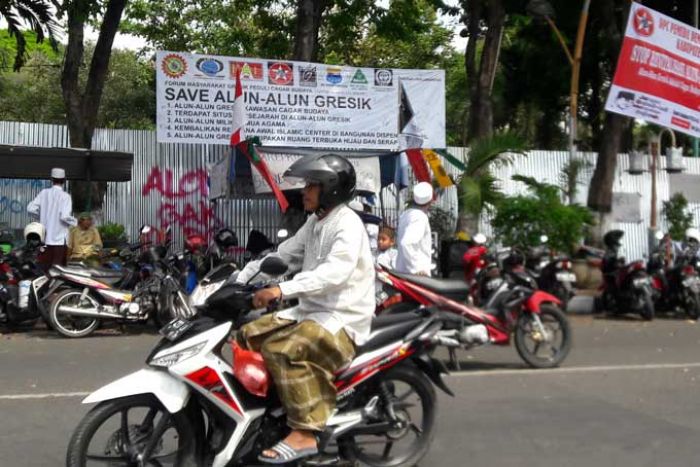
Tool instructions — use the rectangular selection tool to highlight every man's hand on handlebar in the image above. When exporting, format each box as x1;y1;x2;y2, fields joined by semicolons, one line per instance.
253;286;282;309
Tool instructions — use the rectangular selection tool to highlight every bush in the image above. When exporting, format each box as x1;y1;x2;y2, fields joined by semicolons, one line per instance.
663;193;694;241
98;222;127;244
491;175;594;254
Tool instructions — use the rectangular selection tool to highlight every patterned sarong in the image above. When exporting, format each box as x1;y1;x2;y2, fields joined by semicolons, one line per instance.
239;314;355;431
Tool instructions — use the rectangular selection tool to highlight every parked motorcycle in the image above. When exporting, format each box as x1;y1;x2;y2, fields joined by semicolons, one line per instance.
0;223;55;328
523;236;577;308
66;257;454;467
647;232;700;320
377;263;572;369
593;230;655;320
46;226;193;337
0;245;48;327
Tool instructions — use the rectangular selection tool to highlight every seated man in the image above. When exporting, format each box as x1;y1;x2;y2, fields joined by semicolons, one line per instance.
235;154;375;464
67;213;103;264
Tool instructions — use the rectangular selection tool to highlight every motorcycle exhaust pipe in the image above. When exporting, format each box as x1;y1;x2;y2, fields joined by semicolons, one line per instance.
56;305;122;319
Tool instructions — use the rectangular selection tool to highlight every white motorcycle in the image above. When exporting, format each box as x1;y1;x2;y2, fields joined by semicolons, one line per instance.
66;257;455;466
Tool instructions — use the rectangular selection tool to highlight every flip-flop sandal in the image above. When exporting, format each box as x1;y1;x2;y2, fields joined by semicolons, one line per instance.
258;441;319;464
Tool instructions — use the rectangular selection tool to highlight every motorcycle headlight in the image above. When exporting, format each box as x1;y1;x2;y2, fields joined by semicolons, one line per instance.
149;342;206;367
633;277;649;287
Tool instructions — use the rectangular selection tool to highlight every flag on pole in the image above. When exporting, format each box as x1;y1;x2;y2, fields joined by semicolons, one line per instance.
405;148;431;183
238;139;289;213
230;68;246;147
422;149;453;188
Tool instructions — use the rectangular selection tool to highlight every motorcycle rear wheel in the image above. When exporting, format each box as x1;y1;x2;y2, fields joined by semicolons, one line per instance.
685;291;700;320
66;394;196;467
639;293;655;321
339;364;436;467
49;289;100;338
515;304;572;368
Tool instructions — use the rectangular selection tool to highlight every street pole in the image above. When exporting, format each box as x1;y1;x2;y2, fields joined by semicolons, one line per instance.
649;139;659;255
569;0;591;162
694;0;699;157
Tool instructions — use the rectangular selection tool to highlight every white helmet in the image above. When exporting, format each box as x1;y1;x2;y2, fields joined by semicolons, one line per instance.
685;227;700;244
413;182;434;205
24;222;45;243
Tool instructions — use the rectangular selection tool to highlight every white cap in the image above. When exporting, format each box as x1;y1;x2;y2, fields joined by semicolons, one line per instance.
51;167;66;179
413;182;433;205
348;200;363;211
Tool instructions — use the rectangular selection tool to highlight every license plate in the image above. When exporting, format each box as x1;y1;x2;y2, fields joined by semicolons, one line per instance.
159;318;194;341
556;272;576;282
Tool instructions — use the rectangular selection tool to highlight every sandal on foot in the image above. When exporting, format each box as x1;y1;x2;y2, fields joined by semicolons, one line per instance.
258;441;319;464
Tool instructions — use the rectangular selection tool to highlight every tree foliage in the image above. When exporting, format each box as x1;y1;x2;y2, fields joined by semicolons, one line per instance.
663;193;694;242
492;175;593;254
0;0;58;70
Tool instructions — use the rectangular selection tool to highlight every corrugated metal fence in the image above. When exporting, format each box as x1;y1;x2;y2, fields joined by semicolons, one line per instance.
1;120;698;260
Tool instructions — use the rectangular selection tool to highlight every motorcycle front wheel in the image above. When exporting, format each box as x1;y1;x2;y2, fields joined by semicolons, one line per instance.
339;364;436;467
66;394;196;467
515;304;572;368
49;289;100;338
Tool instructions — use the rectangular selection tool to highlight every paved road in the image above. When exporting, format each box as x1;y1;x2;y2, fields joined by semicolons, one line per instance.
1;315;700;466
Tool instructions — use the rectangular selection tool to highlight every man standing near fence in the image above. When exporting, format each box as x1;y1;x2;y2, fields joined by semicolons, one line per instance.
27;168;76;267
396;182;434;276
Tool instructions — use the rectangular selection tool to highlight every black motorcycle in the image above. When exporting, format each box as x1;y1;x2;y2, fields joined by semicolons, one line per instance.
594;230;655;320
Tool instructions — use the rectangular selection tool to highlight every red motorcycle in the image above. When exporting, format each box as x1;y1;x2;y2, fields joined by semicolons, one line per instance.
376;265;572;369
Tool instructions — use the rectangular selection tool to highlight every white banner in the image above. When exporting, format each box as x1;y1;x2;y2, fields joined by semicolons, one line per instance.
604;3;700;137
250;151;381;195
156;51;445;149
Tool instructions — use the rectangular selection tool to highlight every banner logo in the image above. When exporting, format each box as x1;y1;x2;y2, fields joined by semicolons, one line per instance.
633;7;654;37
195;58;224;77
351;69;368;84
326;67;343;84
268;62;294;86
374;69;393;86
299;66;317;86
162;54;188;78
231;62;263;80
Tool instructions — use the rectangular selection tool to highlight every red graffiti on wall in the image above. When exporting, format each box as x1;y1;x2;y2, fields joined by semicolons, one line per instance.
142;166;221;238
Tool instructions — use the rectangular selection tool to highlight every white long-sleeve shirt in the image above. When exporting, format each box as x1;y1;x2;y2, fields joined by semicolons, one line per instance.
237;205;375;345
27;186;77;246
396;207;432;275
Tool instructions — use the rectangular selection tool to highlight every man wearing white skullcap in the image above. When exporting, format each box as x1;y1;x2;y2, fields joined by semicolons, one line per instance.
396;182;434;275
27;168;76;266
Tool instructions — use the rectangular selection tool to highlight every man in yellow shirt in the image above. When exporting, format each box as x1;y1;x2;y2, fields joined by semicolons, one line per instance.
67;213;103;264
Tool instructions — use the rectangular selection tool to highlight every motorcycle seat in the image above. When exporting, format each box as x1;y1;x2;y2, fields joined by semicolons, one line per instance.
389;271;470;301
357;312;425;354
85;267;124;279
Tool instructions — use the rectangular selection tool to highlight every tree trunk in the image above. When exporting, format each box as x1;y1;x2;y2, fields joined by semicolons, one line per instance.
60;0;128;212
467;0;505;142
463;0;482;145
293;0;325;61
586;0;631;245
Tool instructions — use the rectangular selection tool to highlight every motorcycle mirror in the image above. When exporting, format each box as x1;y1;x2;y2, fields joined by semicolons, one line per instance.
654;231;664;241
260;256;288;276
540;235;549;244
277;229;289;240
474;233;487;245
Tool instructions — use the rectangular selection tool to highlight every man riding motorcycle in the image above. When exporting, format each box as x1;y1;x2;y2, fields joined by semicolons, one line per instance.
235;154;375;464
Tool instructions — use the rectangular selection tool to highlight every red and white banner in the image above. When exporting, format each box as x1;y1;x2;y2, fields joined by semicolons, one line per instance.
605;3;700;137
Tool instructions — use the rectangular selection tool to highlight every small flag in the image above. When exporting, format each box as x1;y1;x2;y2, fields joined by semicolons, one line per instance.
230;68;246;147
399;81;415;134
422;149;453;188
238;140;289;213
